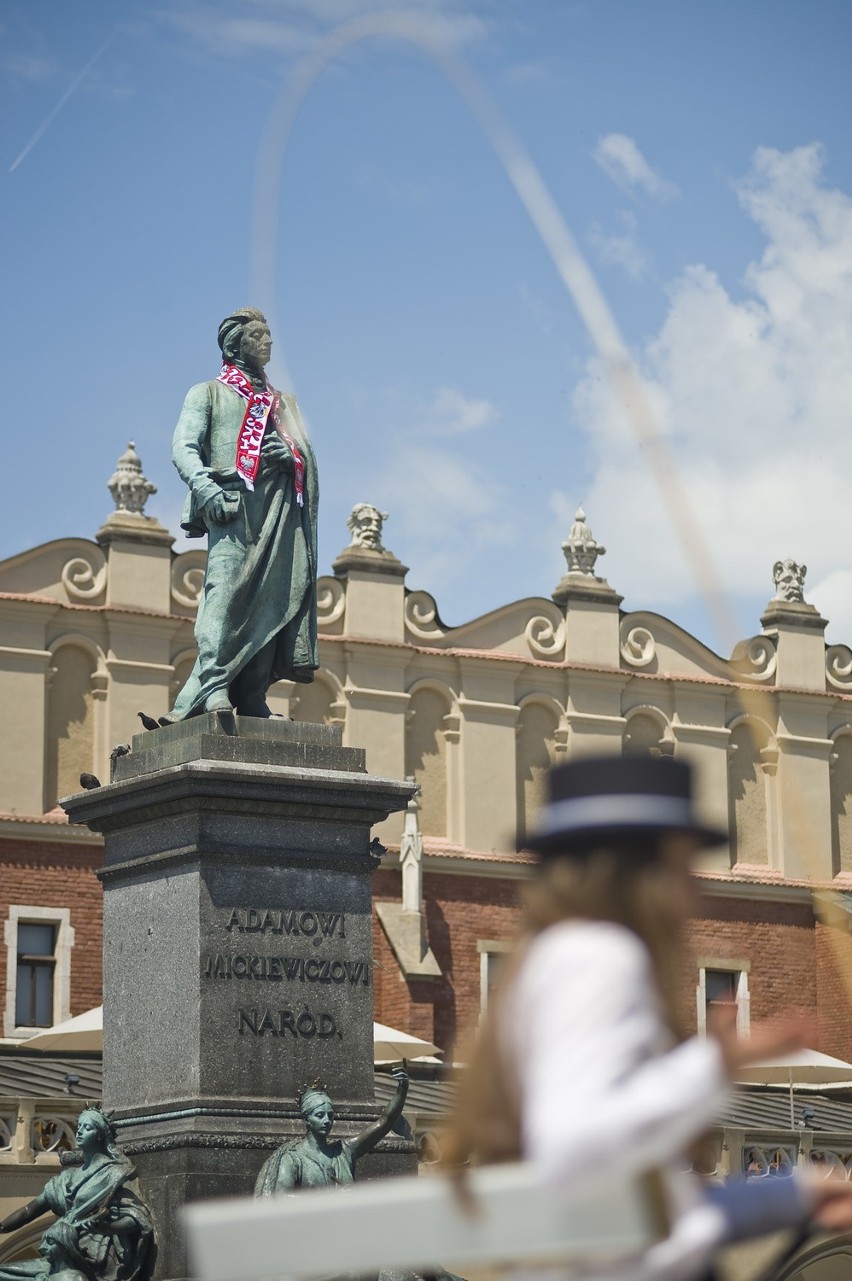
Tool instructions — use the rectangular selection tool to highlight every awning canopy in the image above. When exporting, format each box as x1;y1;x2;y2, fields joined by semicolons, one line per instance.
19;1007;441;1064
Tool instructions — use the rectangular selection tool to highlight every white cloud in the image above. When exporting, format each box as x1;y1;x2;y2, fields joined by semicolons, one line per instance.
588;210;649;278
373;440;511;609
593;132;678;200
810;572;852;647
160;0;487;61
3;53;57;82
423;386;497;435
569;144;852;644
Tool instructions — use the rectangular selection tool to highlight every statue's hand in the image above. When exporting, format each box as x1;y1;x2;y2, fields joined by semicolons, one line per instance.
204;489;240;525
391;1065;409;1089
262;437;294;473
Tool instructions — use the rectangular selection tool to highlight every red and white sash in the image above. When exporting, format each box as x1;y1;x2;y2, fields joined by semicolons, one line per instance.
216;364;305;505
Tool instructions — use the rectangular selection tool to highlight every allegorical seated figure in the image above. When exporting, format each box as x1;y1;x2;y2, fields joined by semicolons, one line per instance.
0;1108;155;1281
255;1067;408;1195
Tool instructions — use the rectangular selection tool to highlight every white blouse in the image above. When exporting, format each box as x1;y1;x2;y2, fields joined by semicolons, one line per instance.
504;920;731;1281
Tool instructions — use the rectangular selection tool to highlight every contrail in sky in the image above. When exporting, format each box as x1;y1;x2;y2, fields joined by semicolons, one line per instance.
9;29;117;173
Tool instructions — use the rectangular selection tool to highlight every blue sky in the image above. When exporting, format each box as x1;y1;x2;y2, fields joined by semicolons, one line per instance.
3;0;852;652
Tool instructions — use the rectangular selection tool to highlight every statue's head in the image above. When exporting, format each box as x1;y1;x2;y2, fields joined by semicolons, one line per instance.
347;503;388;552
218;307;272;372
75;1106;118;1156
297;1083;334;1140
40;1221;88;1268
772;559;806;604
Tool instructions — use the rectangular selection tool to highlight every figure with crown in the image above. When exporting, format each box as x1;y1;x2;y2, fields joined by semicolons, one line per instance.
254;1067;409;1196
0;1107;154;1281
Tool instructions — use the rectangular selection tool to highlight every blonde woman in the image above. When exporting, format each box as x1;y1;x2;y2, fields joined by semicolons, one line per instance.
445;756;852;1281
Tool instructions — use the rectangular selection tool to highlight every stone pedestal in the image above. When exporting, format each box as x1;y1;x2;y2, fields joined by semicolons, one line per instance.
63;715;416;1281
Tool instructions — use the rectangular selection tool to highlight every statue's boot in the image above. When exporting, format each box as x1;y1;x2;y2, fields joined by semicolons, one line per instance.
229;637;277;717
158;691;232;726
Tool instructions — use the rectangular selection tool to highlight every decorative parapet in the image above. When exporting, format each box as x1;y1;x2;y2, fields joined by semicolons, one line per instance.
108;442;156;515
60;548;107;603
552;508;622;607
97;442;172;548
332;503;408;579
170;550;206;611
562;506;605;575
827;645;852;692
620;622;656;669
772;559;807;604
525;611;566;660
761;558;826;632
316;576;346;633
730;634;778;684
403;591;447;643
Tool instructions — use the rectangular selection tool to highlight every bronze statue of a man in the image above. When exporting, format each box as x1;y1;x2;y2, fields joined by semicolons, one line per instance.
164;308;319;721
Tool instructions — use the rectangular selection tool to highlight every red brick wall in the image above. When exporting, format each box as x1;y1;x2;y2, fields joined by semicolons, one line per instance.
815;919;852;1062
374;872;843;1063
373;867;523;1059
686;893;817;1037
7;837;848;1067
0;837;104;1018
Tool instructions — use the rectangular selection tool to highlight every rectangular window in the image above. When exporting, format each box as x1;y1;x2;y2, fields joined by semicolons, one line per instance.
477;940;513;1014
15;923;57;1027
4;907;74;1037
697;961;750;1036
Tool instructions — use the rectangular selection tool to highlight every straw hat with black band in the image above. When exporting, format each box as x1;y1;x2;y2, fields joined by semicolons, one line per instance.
519;754;727;857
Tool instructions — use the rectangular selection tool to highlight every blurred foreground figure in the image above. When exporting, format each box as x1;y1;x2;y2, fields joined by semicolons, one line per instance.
445;756;852;1281
164;307;319;721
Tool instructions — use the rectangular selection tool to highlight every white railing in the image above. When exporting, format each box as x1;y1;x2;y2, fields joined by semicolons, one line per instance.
0;1099;78;1165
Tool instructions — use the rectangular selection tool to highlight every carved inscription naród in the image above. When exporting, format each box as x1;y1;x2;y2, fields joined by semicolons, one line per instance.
238;1008;338;1038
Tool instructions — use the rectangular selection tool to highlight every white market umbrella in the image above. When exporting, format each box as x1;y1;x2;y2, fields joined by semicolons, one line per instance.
22;1005;104;1052
22;1006;439;1065
373;1020;440;1063
736;1048;852;1127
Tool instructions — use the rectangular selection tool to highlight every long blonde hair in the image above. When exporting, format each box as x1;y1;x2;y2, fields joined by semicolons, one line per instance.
442;835;693;1170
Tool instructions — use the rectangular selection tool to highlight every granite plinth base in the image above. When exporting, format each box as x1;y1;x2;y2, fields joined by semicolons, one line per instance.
62;715;417;1281
123;1113;415;1281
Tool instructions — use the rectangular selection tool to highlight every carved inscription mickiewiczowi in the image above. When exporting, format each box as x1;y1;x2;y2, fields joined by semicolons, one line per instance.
204;955;370;984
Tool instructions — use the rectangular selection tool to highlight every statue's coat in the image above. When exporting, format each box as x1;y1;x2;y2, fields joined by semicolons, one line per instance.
170;380;319;717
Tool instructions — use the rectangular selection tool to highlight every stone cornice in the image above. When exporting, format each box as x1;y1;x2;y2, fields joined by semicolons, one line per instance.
0;812;103;847
316;632;852;698
0;593;188;626
378;843;843;901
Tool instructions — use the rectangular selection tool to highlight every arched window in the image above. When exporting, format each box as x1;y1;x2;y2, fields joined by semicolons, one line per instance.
831;734;852;875
624;711;667;756
405;687;449;838
45;646;97;809
728;720;771;866
516;702;558;842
